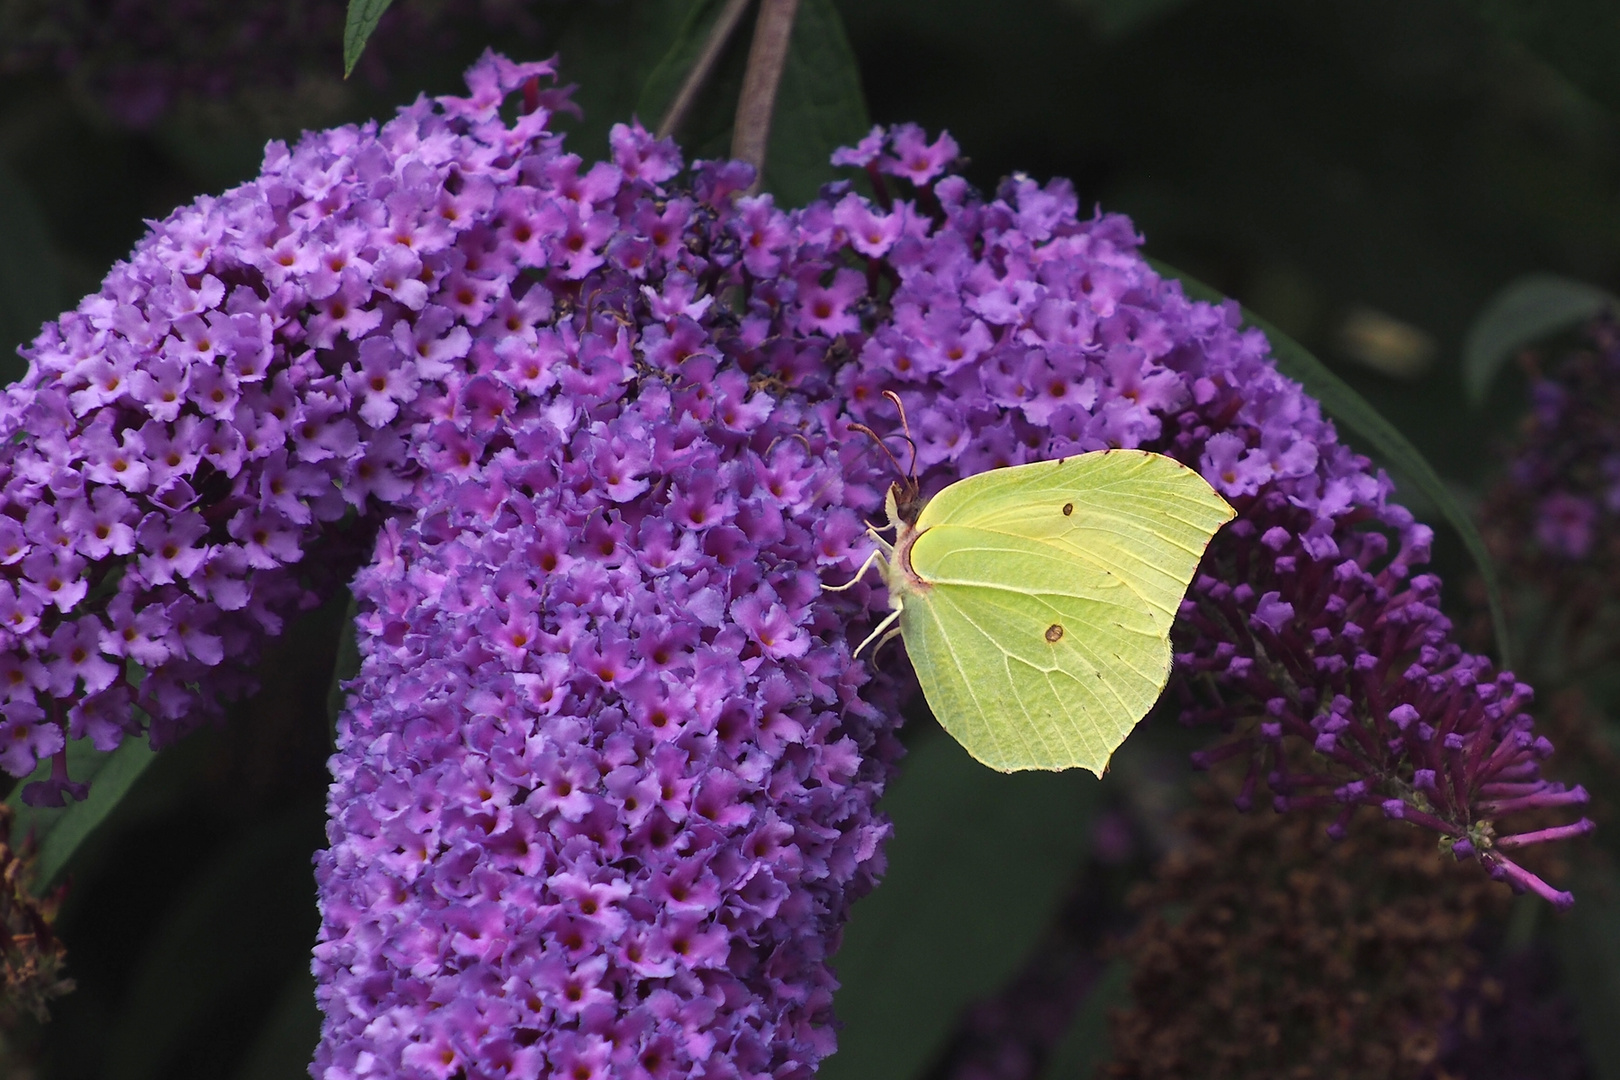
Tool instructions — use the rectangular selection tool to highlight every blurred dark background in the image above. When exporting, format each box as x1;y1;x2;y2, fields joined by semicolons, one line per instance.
1;0;1618;1076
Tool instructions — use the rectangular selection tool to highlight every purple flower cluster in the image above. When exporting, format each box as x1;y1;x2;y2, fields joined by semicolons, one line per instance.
0;53;691;805
1478;323;1620;672
824;128;1589;907
1;50;908;1077
2;52;1598;1076
315;355;897;1079
1507;328;1620;563
307;61;909;1080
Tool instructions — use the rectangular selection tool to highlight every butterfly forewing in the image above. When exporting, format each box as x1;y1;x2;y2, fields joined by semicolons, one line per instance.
912;450;1234;633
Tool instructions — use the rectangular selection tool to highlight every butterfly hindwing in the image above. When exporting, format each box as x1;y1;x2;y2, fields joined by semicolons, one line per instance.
902;525;1171;773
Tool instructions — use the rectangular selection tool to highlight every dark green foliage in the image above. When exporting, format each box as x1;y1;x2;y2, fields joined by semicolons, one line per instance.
0;162;59;386
1464;275;1619;404
1555;866;1620;1080
6;740;156;895
823;727;1098;1080
343;0;397;77
1457;0;1620;116
638;0;869;205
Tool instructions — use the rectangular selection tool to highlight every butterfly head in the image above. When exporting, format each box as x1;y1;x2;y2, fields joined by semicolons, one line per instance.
887;476;925;527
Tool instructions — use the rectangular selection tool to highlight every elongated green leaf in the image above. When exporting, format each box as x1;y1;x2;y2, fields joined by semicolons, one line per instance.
764;0;869;205
343;0;395;78
1148;258;1515;671
1455;1;1620;117
325;591;361;735
6;736;157;893
1463;274;1617;405
230;967;323;1080
822;731;1098;1080
1038;959;1130;1080
0;162;62;385
102;798;326;1080
1553;865;1620;1079
639;0;868;206
638;0;737;132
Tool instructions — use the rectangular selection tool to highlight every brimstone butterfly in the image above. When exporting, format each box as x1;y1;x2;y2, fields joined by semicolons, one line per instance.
840;449;1235;775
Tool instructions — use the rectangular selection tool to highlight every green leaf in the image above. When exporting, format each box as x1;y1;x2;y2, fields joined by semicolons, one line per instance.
6;736;157;893
0;162;63;385
548;0;705;157
1455;1;1620;118
229;968;323;1080
1038;958;1130;1080
763;0;869;205
1463;273;1617;405
638;0;738;136
1553;865;1620;1079
639;0;869;207
342;0;396;78
1147;257;1516;672
325;591;361;736
821;731;1098;1080
101;798;326;1080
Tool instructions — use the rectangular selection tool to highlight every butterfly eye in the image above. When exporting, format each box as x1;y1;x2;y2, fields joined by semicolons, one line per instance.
1045;623;1064;643
1061;503;1074;516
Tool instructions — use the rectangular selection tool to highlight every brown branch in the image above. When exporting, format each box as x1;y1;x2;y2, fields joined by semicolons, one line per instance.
731;0;801;193
656;0;757;141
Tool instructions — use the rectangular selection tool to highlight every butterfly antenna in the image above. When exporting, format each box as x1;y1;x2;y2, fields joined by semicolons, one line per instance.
846;421;909;481
823;547;886;593
880;390;920;481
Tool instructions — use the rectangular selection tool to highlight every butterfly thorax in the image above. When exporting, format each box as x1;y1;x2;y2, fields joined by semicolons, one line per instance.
879;482;932;608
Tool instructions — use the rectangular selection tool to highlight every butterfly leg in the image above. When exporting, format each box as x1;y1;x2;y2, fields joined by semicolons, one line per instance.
869;623;903;660
852;603;902;660
823;546;888;593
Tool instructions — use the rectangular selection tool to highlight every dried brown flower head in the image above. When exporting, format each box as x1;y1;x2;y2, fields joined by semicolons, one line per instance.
1107;784;1507;1080
0;804;73;1028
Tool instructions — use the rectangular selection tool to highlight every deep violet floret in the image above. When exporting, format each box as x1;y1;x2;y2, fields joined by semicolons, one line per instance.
823;129;1590;907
